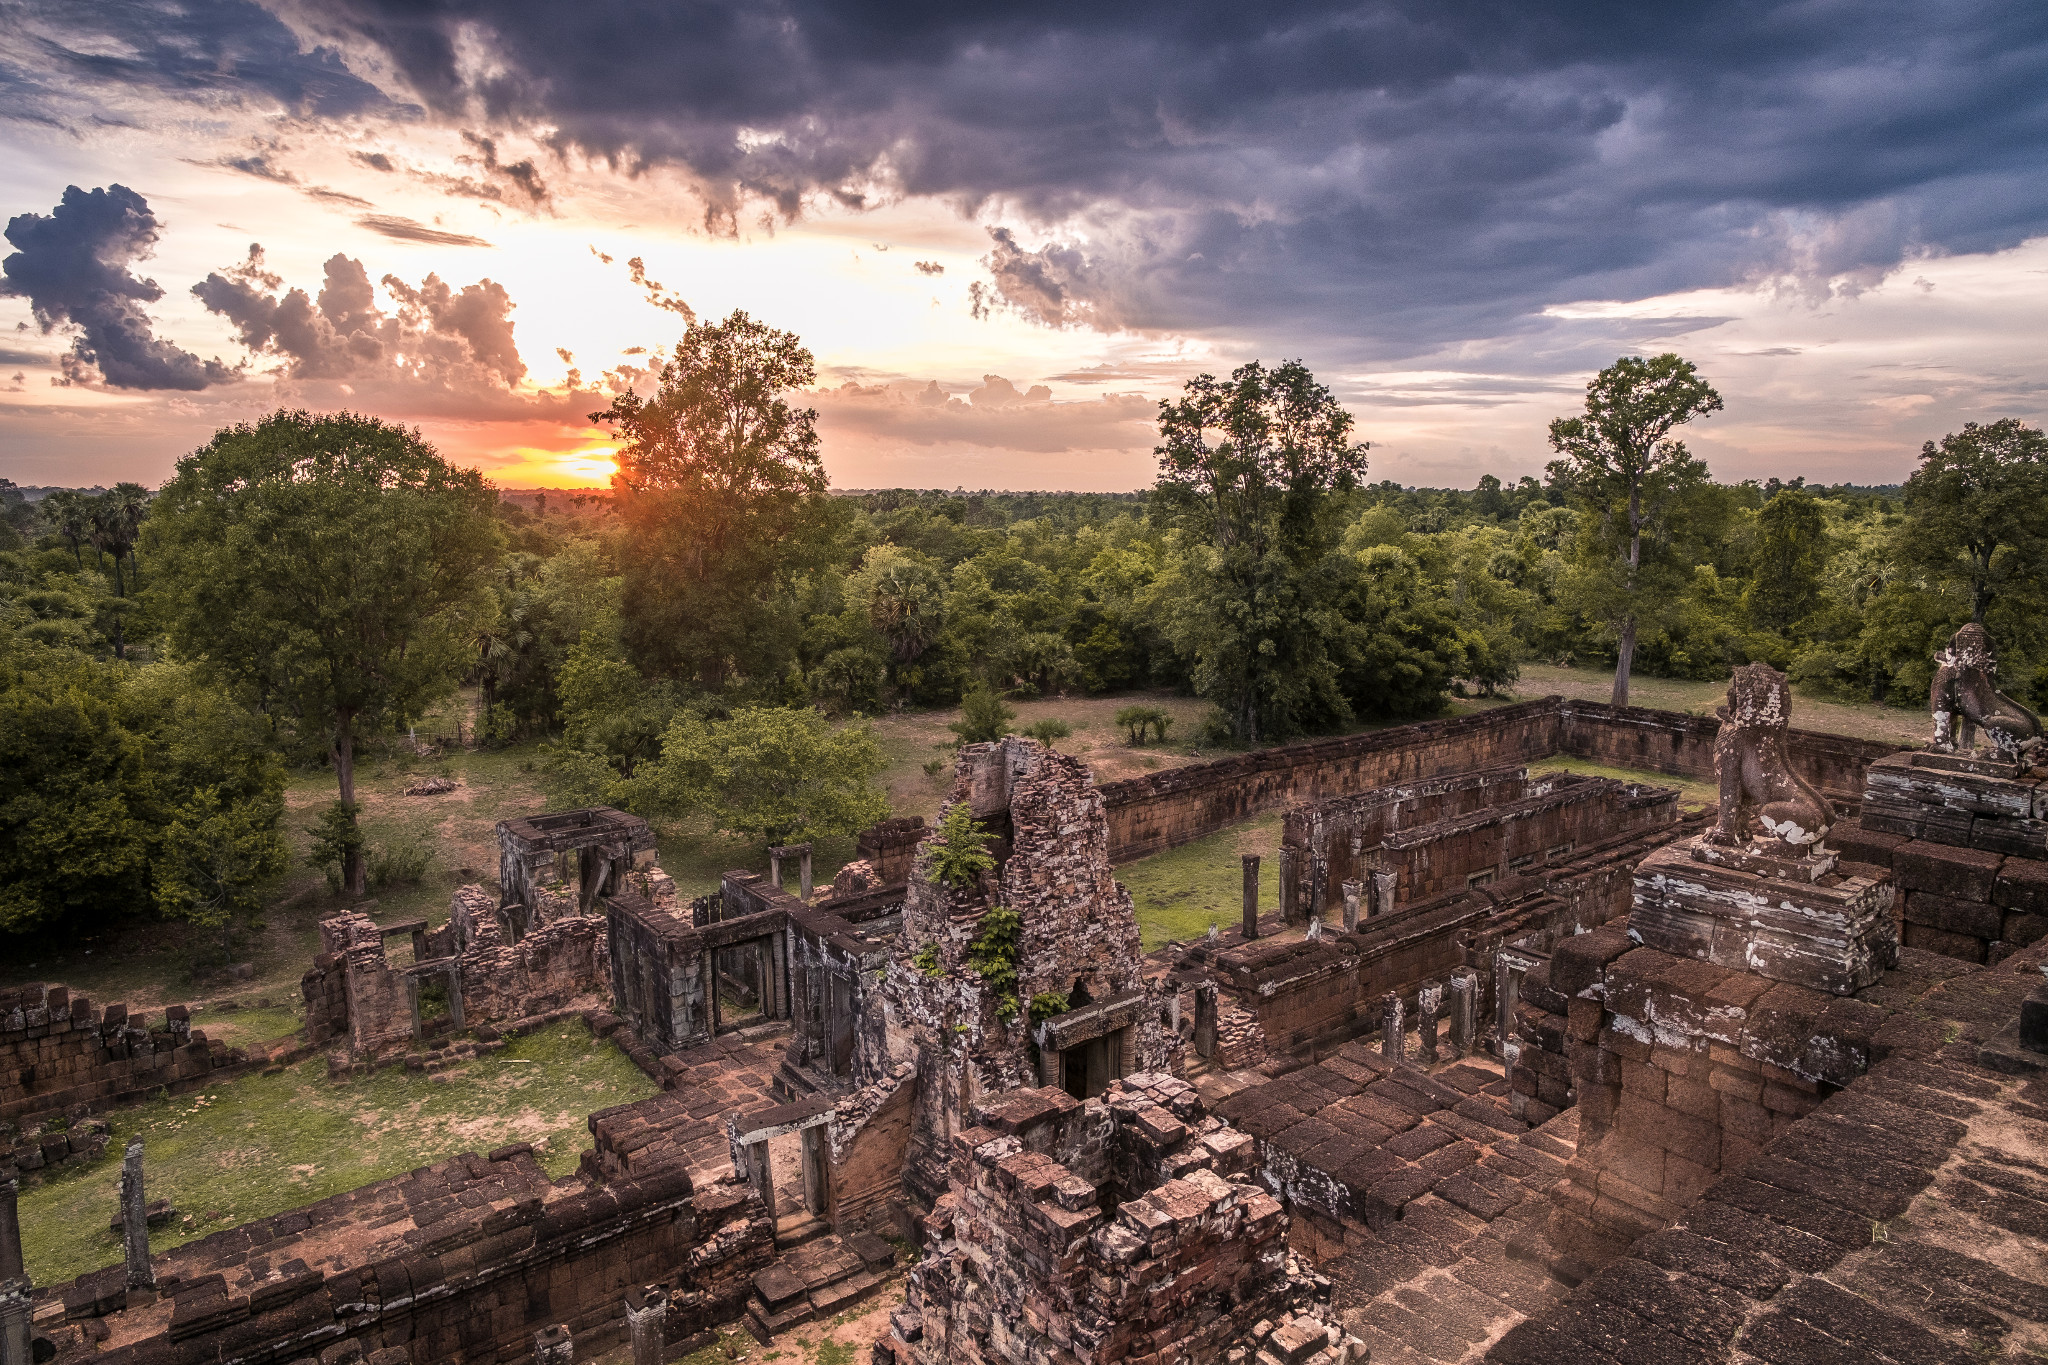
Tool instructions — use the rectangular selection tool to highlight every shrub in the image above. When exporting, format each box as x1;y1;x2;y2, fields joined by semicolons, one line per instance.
1020;718;1072;749
368;839;431;889
928;803;997;888
1114;705;1171;745
948;685;1016;745
911;944;943;977
967;905;1022;1020
305;800;365;895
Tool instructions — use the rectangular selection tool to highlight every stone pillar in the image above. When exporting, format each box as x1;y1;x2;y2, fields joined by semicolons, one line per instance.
1447;968;1479;1056
1415;980;1442;1066
1493;954;1521;1061
1277;847;1294;923
801;1125;827;1216
625;1287;666;1365
407;976;424;1042
767;848;783;889
444;967;464;1033
748;1140;776;1221
1370;869;1397;919
1193;981;1219;1058
1341;880;1361;933
1241;855;1261;940
533;1324;574;1365
1;1168;29;1365
1380;992;1404;1063
796;844;814;901
120;1138;154;1292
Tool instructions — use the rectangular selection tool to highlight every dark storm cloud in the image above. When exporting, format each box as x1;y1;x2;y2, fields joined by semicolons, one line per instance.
20;0;2048;361
0;184;234;390
1;0;394;122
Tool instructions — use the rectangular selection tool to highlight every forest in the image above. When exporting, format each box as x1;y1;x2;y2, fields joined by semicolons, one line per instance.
3;312;2044;949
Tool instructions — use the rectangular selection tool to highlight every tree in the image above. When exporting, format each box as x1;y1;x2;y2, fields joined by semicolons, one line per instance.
86;483;151;658
1899;419;2048;626
1020;718;1072;749
145;410;502;895
1153;360;1371;742
594;311;838;688
1746;488;1828;632
631;704;888;847
1547;354;1722;706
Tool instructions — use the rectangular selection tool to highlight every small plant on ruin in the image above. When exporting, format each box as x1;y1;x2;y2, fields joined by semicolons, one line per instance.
367;839;431;889
1028;991;1070;1024
911;944;943;977
967;904;1022;1020
927;803;997;888
948;684;1016;746
1021;718;1072;749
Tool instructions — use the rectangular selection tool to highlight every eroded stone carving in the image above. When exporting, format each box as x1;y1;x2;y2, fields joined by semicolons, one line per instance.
1708;662;1831;852
1931;622;2043;763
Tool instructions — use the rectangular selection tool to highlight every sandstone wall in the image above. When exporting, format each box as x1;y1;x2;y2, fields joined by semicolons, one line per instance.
0;985;244;1133
1100;696;1899;865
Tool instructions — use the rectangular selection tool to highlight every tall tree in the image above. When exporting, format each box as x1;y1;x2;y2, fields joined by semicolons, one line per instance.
86;482;151;658
1899;418;2048;625
145;410;502;895
1546;353;1722;706
1153;360;1371;743
593;310;836;689
1746;487;1828;632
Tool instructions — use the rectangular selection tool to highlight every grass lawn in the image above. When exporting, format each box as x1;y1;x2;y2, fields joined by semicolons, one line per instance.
15;1019;654;1287
1120;813;1284;952
1499;662;1927;749
1528;757;1721;809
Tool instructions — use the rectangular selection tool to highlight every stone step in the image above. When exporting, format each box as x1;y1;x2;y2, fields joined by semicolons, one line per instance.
775;1211;832;1249
743;1231;898;1343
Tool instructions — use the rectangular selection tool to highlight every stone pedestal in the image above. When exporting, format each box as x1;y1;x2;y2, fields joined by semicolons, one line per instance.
1631;835;1896;995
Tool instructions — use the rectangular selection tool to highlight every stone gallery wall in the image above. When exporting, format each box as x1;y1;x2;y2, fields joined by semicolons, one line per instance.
1100;696;1899;864
0;984;246;1131
48;1147;771;1365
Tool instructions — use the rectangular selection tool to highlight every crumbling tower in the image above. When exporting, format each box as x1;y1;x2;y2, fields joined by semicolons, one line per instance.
882;737;1181;1207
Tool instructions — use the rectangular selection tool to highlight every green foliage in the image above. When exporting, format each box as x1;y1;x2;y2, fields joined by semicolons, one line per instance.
1152;359;1374;744
1898;418;2048;626
967;904;1022;1020
1020;718;1072;749
1027;991;1070;1024
595;311;842;689
367;839;431;890
1546;354;1723;705
304;800;366;896
1746;489;1828;632
948;684;1016;745
927;802;997;888
628;704;888;847
0;635;286;936
145;409;503;896
911;944;942;977
1113;705;1171;745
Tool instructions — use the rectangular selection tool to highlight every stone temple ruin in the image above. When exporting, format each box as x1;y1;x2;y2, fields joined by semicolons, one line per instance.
12;624;2048;1365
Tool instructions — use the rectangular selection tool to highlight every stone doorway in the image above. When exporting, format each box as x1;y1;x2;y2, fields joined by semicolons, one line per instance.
713;937;776;1033
1060;1028;1125;1100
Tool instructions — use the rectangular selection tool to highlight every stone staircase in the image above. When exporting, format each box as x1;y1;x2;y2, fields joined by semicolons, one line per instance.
744;1229;898;1343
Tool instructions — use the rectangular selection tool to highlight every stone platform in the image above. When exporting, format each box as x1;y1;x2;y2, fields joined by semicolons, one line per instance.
1630;836;1896;995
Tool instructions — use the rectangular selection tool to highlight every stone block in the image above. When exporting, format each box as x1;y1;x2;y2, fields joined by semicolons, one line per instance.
1892;841;2002;900
1902;924;1987;963
1631;838;1896;996
1993;856;2048;914
1902;890;2003;940
2003;911;2048;948
1826;817;1905;870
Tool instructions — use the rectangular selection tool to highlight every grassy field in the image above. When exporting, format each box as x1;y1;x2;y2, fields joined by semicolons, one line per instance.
1119;814;1284;952
16;1019;654;1287
1500;662;1927;748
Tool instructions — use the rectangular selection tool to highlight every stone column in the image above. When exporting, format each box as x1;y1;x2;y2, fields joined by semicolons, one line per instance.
801;1125;827;1216
444;967;465;1033
1241;856;1261;941
1380;992;1404;1063
1;1168;29;1365
1415;980;1443;1066
797;845;814;901
1341;881;1361;933
1370;869;1398;919
767;847;784;889
625;1287;666;1365
1493;954;1520;1060
120;1138;154;1292
1447;968;1479;1056
1277;847;1294;923
1193;981;1219;1058
533;1324;574;1365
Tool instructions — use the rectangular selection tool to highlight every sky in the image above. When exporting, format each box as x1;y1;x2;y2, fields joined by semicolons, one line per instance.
1;0;2044;493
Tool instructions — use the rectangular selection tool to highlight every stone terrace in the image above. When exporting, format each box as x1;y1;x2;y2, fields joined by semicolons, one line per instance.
1210;1043;1586;1362
584;1030;786;1185
1487;939;2048;1364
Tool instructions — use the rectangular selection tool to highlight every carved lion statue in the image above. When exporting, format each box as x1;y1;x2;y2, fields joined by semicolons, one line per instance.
1930;623;2042;762
1709;662;1832;851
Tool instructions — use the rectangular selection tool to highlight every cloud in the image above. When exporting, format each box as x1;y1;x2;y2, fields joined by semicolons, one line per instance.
969;228;1106;328
914;260;944;276
353;215;493;247
193;248;526;394
0;184;235;390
